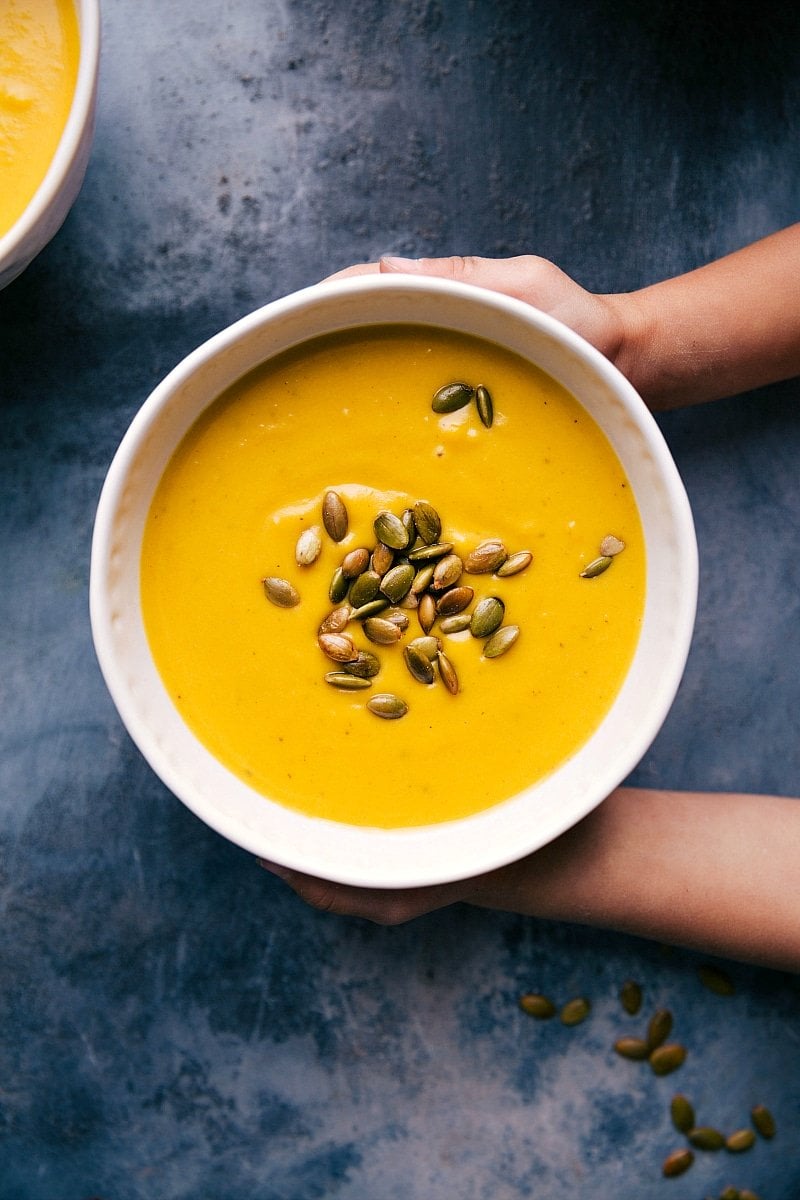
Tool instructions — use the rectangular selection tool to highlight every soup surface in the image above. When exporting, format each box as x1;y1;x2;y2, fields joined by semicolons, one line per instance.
141;325;645;827
0;0;80;238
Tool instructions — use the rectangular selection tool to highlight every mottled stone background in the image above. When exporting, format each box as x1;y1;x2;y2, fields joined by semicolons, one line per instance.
2;1;799;1197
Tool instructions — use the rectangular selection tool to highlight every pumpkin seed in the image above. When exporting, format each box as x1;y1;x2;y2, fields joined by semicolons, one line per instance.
464;538;507;574
475;384;494;428
436;586;474;616
324;672;372;691
350;598;390;621
418;592;437;635
483;625;520;658
518;993;556;1019
372;542;394;575
440;613;472;634
342;650;381;679
411;564;435;595
649;1043;686;1076
408;636;440;660
322;489;348;542
495;549;533;578
719;1189;741;1200
726;1129;756;1153
318;632;359;663
646;1008;673;1051
400;590;419;610
560;997;591;1026
401;508;416;542
349;570;382;608
431;553;463;591
364;617;403;645
383;607;410;631
670;1094;695;1134
432;381;474;413
263;576;301;608
697;964;735;996
688;1126;726;1152
295;526;322;566
580;555;613;579
408;541;454;563
437;649;459;695
404;645;435;685
374;510;410;550
662;1148;694;1178
470;596;505;638
600;534;626;557
367;693;408;719
613;1036;649;1061
318;605;351;635
751;1103;776;1139
413;500;442;545
341;547;371;578
329;566;349;603
380;562;415;604
619;979;642;1015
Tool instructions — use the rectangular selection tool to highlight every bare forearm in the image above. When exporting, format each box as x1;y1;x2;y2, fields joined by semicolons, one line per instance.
472;787;800;971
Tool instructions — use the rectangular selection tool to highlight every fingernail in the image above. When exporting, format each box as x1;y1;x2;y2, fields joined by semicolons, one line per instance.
379;255;422;273
258;858;293;880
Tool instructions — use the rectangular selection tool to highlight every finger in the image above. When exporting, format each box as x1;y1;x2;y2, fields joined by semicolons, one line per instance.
379;252;554;299
321;261;380;283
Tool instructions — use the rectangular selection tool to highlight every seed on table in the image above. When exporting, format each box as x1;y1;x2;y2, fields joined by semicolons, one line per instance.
432;381;474;413
437;649;459;695
475;384;494;428
662;1148;694;1178
580;555;613;579
436;586;474;616
408;636;440;660
329;566;349;603
341;547;371;578
470;596;505;638
649;1043;686;1076
613;1036;649;1061
518;993;556;1019
464;538;507;574
495;550;533;578
411;565;435;595
751;1103;776;1139
560;997;591;1026
295;526;323;566
670;1094;695;1134
440;613;472;634
380;562;415;604
350;598;389;621
372;542;394;575
418;592;437;634
697;964;735;996
367;693;408;719
619;979;642;1015
342;650;381;679
600;534;626;557
364;617;403;645
318;632;359;662
408;541;454;563
262;576;301;608
374;510;410;550
431;553;463;591
404;645;435;685
324;672;372;691
725;1129;756;1153
646;1008;673;1051
322;489;348;542
349;569;382;608
413;500;442;545
483;625;520;659
688;1126;726;1152
318;605;351;635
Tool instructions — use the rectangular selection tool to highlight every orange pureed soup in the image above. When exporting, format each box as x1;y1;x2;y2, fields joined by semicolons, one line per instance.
141;325;645;828
0;0;80;237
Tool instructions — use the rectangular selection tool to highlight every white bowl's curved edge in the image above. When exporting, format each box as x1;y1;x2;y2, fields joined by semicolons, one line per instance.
0;0;101;290
90;274;699;889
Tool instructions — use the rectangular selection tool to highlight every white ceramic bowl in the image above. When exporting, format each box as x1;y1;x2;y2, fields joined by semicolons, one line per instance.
90;276;698;888
0;0;100;290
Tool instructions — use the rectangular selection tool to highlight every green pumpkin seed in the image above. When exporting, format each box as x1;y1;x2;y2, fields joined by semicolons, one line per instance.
367;693;408;719
600;534;626;557
495;550;533;578
401;508;416;541
560;997;591;1026
483;625;520;659
380;562;415;604
408;636;440;660
464;538;507;574
726;1129;756;1153
372;542;394;575
475;383;494;428
619;979;642;1015
437;649;459;695
687;1126;725;1152
364;617;403;645
751;1103;776;1139
408;541;454;563
383;607;410;631
432;381;474;413
374;510;410;550
518;993;556;1019
662;1148;693;1178
580;555;613;579
431;553;463;591
318;605;351;635
322;489;348;542
440;613;472;634
324;672;372;691
295;526;322;566
649;1043;686;1076
470;596;505;638
413;500;442;545
697;964;735;996
646;1008;673;1051
342;650;381;679
263;576;301;608
436;586;474;616
411;564;435;595
329;566;349;603
318;632;359;663
349;569;382;608
418;592;437;635
613;1036;649;1061
404;645;435;685
341;547;371;578
350;598;390;621
670;1094;695;1134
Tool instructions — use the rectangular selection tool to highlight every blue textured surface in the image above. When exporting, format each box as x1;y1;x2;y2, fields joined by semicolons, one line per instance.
2;1;800;1197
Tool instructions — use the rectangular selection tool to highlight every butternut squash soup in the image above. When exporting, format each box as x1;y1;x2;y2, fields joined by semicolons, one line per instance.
0;0;80;237
141;326;645;828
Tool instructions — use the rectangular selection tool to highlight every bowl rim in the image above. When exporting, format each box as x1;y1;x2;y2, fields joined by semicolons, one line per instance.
91;274;699;887
0;0;101;267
